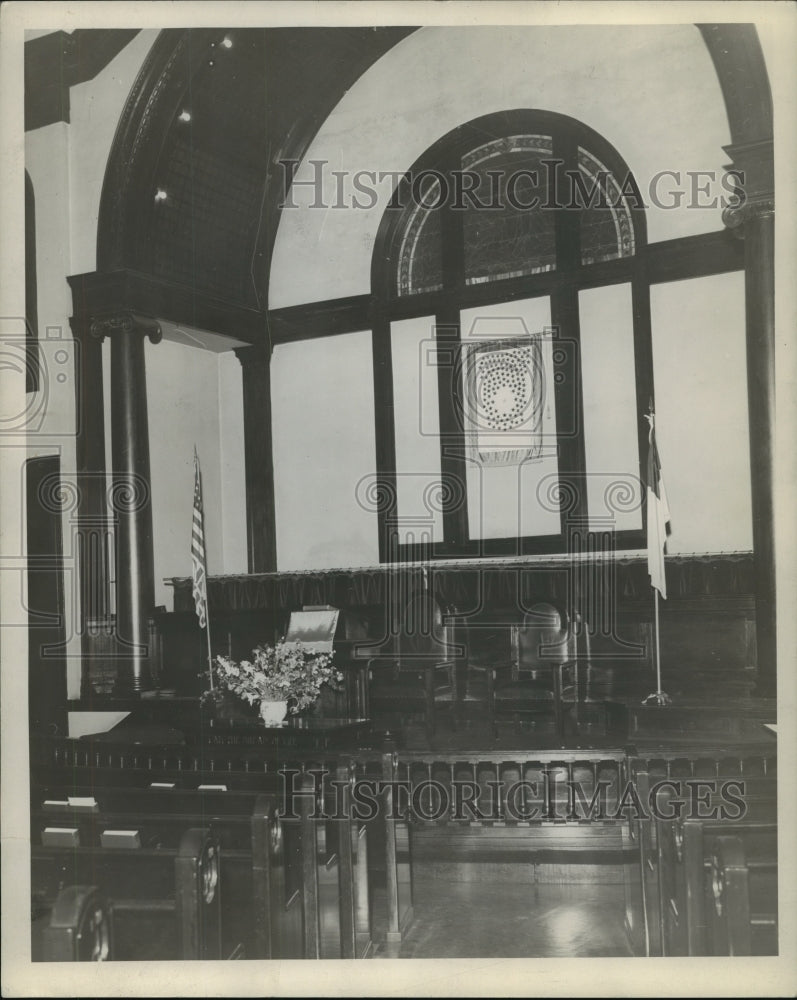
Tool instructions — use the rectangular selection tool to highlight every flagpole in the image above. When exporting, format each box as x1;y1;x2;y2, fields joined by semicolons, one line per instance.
205;607;214;691
654;589;661;694
642;406;671;707
192;445;214;692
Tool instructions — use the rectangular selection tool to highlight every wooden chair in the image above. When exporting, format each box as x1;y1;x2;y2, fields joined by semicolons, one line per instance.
453;611;514;721
366;591;459;742
491;603;575;740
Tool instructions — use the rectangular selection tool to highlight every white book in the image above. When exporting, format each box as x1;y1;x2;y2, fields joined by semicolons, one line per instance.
101;829;141;849
198;784;227;791
67;796;98;809
42;827;80;847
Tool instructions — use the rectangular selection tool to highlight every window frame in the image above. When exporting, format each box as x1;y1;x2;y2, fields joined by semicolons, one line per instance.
264;113;745;567
370;110;652;562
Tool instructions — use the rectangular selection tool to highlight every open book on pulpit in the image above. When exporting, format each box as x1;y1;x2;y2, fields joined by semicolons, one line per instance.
284;606;340;653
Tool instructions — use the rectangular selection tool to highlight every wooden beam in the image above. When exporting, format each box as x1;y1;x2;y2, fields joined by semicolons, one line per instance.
235;344;277;573
647;230;744;285
68;269;263;344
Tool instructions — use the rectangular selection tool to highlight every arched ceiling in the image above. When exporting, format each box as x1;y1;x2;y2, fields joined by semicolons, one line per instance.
97;27;418;311
95;24;772;323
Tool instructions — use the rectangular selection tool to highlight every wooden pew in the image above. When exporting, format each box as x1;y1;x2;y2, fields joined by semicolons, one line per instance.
653;783;777;956
39;886;111;961
32;827;221;960
32;766;373;959
706;834;778;956
620;765;660;957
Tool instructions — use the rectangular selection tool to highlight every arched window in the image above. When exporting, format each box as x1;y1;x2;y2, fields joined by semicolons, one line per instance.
371;110;652;560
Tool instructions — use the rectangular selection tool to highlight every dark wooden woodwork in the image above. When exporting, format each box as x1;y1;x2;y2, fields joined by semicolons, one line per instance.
92;312;162;693
370;307;398;564
269;294;373;345
68;269;264;345
646;230;745;285
708;834;778;956
38;885;111;961
741;208;775;696
550;287;588;538
164;553;762;706
286;233;737;330
697;25;772;146
434;317;469;550
235;344;277;573
652;782;777;957
719;128;775;697
34;827;222;961
32;762;374;960
26;456;68;737
69;315;112;673
700;23;776;696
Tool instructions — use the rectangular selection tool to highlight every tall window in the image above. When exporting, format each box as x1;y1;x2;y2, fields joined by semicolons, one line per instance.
371;110;651;560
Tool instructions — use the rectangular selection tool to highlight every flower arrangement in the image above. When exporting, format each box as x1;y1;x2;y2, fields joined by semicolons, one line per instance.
202;639;343;716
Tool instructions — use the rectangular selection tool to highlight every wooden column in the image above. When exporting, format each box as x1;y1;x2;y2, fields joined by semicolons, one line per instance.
723;139;775;696
70;316;110;625
91;311;161;694
235;343;277;572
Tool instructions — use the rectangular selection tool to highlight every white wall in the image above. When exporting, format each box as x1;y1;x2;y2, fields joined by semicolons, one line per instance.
145;340;224;608
650;271;752;553
68;30;160;275
271;331;379;570
271;24;730;308
267;24;754;561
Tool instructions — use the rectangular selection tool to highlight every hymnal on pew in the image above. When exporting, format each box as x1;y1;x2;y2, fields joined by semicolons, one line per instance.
101;830;142;849
42;828;79;847
67;796;98;812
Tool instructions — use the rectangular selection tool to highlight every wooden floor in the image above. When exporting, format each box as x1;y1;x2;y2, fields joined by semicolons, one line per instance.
372;880;631;958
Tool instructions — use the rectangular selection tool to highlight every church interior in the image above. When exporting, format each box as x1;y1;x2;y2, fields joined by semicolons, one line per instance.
16;20;782;967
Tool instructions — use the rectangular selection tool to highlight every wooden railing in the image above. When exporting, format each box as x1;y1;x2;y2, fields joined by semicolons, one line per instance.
31;734;777;958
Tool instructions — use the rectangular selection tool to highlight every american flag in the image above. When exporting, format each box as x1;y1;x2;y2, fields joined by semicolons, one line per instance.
645;411;671;599
191;448;208;628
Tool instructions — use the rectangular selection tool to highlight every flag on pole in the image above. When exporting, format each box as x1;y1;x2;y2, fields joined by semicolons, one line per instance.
191;448;208;628
645;411;671;599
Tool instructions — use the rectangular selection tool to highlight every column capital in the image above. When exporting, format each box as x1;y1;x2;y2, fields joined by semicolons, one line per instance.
234;340;272;368
90;311;163;344
722;137;774;232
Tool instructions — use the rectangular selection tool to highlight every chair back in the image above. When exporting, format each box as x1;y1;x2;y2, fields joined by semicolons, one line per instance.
512;603;572;681
396;591;456;669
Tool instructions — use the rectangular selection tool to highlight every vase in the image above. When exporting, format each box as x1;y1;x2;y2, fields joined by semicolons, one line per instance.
259;700;288;727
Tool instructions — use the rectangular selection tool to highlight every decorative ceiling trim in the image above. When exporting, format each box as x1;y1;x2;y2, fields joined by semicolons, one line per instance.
96;29;225;273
